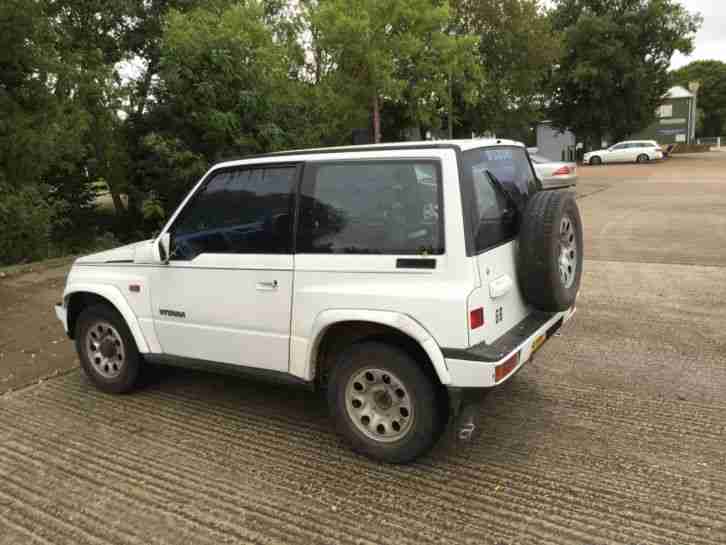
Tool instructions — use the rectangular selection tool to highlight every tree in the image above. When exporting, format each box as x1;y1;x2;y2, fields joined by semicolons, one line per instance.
672;60;726;138
309;0;480;142
547;0;701;147
451;0;561;138
157;2;306;157
0;0;69;188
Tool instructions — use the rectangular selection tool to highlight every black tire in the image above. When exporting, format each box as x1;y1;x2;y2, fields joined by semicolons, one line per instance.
75;304;141;394
637;154;649;163
517;190;583;311
589;156;602;165
327;341;444;464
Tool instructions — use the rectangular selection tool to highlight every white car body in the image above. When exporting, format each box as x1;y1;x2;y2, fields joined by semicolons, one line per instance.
584;140;663;165
55;140;575;394
529;154;578;189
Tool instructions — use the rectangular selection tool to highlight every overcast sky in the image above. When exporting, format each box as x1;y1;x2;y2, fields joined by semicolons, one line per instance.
670;0;726;69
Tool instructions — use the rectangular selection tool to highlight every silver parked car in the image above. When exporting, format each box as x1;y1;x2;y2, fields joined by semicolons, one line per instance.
528;153;577;189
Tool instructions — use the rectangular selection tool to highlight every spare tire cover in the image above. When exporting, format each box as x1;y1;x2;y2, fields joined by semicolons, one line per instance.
517;190;583;312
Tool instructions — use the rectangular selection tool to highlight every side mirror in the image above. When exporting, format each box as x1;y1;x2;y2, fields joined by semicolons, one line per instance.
156;232;170;264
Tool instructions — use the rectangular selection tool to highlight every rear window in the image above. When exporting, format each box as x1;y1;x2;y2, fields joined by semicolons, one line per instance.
297;160;443;255
462;147;538;253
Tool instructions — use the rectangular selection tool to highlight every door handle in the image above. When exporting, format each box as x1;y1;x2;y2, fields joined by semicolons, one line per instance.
489;274;513;298
256;280;278;291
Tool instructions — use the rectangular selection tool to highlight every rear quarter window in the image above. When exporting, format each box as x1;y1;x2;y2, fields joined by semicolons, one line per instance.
296;160;443;255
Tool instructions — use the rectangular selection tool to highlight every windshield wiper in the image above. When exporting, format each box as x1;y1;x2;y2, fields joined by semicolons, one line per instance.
485;170;521;215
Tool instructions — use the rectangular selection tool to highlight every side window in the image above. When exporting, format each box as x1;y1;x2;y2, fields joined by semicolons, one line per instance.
297;160;443;255
169;165;297;260
462;147;536;253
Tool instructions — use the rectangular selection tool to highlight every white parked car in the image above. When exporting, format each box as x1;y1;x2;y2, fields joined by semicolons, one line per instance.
584;140;663;165
55;139;582;463
528;153;577;189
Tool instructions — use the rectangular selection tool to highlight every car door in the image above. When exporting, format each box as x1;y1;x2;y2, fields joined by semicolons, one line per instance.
624;143;641;162
606;143;627;163
463;146;538;345
150;163;300;372
635;142;651;161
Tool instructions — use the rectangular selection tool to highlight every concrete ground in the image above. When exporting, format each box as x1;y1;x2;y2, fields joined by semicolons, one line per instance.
1;153;724;545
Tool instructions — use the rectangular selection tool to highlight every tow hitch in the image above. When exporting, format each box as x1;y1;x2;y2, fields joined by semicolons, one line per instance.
455;400;482;442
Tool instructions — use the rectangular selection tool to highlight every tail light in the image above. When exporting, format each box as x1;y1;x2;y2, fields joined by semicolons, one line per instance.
495;352;520;382
552;166;572;176
470;307;484;329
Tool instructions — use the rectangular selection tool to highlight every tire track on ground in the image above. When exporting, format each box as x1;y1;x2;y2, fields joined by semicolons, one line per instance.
0;513;56;545
50;375;726;496
2;382;724;544
11;378;726;540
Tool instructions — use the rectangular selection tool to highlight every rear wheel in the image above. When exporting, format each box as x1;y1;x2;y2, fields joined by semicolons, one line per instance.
327;341;444;463
637;154;649;163
75;304;141;394
589;156;602;165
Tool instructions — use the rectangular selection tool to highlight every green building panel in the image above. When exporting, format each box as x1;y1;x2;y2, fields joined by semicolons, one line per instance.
633;96;692;144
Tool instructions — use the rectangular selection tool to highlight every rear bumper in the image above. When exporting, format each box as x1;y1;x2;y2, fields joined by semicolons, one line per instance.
541;176;577;189
443;306;576;388
55;303;68;334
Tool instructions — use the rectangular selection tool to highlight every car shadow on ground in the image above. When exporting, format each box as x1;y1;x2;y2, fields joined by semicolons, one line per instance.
430;373;547;465
135;361;548;468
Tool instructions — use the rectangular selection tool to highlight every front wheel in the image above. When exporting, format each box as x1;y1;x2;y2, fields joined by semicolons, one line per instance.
327;341;444;463
75;304;141;394
589;156;602;166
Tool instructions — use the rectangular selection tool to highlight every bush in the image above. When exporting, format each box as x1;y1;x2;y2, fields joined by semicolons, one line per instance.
0;183;53;265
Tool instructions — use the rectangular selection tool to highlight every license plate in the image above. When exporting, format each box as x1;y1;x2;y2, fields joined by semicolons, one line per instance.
532;334;546;354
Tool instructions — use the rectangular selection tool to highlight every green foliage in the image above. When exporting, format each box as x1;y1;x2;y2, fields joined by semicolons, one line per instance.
309;0;481;140
672;61;726;137
452;0;561;137
0;0;69;188
2;0;703;266
547;0;701;145
136;132;206;212
158;1;297;159
0;183;53;265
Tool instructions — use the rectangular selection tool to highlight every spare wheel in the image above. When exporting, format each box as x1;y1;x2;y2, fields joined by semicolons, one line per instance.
517;190;583;312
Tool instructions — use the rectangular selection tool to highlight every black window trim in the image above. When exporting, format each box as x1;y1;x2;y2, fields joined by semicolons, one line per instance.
297;157;446;256
167;161;304;258
460;145;540;257
166;142;536;260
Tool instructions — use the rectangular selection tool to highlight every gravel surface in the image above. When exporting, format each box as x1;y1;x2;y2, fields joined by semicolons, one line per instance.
1;153;724;545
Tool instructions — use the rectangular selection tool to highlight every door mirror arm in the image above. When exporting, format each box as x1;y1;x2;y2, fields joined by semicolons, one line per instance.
156;232;171;265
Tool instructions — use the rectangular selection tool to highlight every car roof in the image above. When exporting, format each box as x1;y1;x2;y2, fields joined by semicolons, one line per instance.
268;138;524;154
617;140;656;144
214;138;525;168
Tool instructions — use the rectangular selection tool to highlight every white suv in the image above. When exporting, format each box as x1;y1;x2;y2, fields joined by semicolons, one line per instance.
55;140;582;463
584;140;663;165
